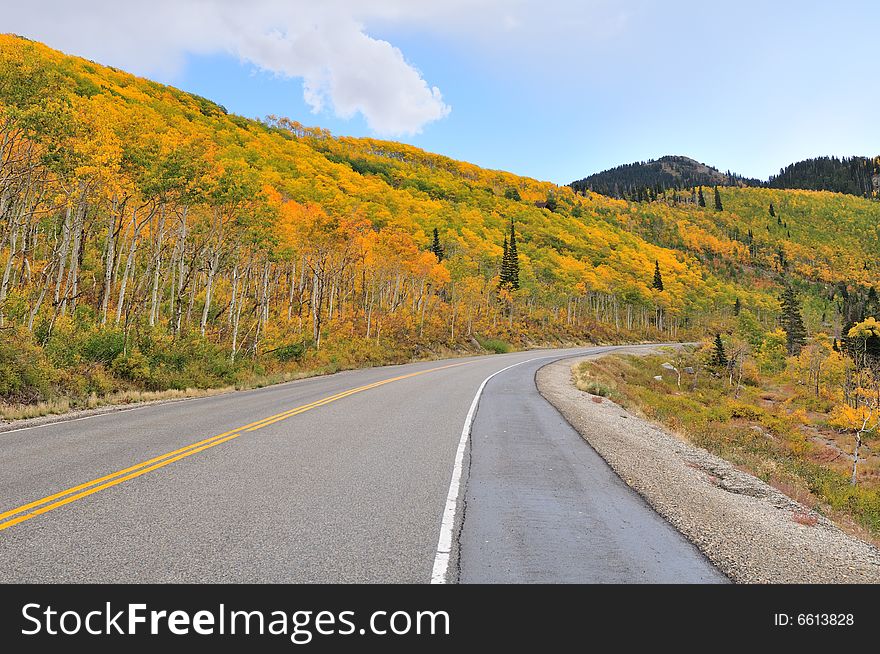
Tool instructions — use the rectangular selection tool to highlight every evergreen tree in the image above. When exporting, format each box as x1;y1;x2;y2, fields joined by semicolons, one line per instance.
430;227;444;261
507;219;520;290
504;187;521;201
769;202;775;217
652;260;664;291
780;284;807;355
713;186;723;211
499;236;510;290
734;297;741;316
712;333;728;367
698;187;706;207
498;220;520;291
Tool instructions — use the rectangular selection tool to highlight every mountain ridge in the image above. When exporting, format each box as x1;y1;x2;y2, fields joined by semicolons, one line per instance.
572;154;880;200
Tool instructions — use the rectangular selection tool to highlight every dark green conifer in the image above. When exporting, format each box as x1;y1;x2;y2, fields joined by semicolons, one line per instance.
652;260;664;291
713;186;723;211
780;284;807;355
499;236;509;289
712;333;728;367
507;219;520;291
430;227;444;261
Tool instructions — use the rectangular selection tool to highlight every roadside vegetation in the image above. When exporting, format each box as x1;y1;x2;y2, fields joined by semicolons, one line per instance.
576;310;880;540
2;35;880;421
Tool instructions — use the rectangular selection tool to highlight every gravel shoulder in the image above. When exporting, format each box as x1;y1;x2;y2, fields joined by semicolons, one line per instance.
537;354;880;584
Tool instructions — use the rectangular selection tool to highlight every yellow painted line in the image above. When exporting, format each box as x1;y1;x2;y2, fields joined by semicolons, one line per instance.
0;361;468;532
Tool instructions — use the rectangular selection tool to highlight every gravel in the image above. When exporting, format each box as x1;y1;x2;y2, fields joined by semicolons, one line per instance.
537;355;880;584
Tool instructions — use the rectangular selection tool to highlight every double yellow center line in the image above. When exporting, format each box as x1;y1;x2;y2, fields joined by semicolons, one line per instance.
0;361;468;532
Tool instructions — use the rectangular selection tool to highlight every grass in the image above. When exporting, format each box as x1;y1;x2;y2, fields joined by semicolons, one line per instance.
0;370;323;423
474;335;513;354
577;353;880;541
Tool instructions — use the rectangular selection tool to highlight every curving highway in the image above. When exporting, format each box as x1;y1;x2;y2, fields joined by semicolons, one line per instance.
0;346;723;583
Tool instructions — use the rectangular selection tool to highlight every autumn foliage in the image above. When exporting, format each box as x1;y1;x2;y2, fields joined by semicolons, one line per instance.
1;35;879;409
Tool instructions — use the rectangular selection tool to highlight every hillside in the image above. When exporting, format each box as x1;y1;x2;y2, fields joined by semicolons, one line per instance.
572;154;880;201
0;34;879;411
768;156;880;198
570;155;759;200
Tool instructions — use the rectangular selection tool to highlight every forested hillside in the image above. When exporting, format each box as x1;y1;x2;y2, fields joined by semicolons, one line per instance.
768;156;880;198
570;155;759;200
573;154;880;201
1;34;878;415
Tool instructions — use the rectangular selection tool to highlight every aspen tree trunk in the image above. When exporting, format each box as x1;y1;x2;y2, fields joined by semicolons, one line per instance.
100;197;118;325
228;260;239;330
115;208;143;325
286;262;296;321
53;204;73;309
200;250;220;336
172;207;188;335
27;261;54;331
148;206;165;327
61;201;85;315
230;265;249;363
0;213;18;325
851;431;862;486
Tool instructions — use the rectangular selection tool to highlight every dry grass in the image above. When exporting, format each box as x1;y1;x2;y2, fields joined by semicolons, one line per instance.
0;398;71;421
0;369;324;424
579;353;880;540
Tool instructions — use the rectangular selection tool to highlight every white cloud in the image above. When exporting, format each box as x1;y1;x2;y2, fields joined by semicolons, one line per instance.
2;0;466;136
1;1;632;135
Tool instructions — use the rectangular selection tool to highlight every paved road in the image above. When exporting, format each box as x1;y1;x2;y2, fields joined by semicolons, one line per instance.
0;346;722;583
458;354;723;583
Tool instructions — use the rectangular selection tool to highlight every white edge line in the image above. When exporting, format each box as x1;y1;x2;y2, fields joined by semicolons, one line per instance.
430;354;564;584
429;345;635;583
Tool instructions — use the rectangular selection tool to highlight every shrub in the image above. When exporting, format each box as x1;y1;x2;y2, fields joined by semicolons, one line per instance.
0;328;58;402
111;348;152;383
582;380;612;397
475;335;511;354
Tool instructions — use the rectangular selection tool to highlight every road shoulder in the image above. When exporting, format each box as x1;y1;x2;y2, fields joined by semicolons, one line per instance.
537;356;880;583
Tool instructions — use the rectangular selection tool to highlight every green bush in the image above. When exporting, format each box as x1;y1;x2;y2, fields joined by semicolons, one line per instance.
274;339;313;362
582;380;612;397
0;329;58;402
475;335;512;354
80;328;125;364
111;348;152;383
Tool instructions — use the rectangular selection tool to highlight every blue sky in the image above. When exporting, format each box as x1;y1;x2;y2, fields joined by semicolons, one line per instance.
7;1;879;184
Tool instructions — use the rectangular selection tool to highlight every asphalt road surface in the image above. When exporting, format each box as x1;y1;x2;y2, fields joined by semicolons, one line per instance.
0;346;723;583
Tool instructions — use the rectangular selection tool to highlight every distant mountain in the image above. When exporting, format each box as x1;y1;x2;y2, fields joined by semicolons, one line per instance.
570;156;759;200
571;154;880;201
768;156;879;197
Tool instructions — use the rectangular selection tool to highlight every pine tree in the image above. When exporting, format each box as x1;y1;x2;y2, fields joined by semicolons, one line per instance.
498;220;520;292
652;260;664;291
713;186;723;211
698;187;706;207
769;202;775;217
499;235;510;289
734;297;741;316
430;227;444;261
780;284;807;355
712;333;728;367
507;218;520;290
